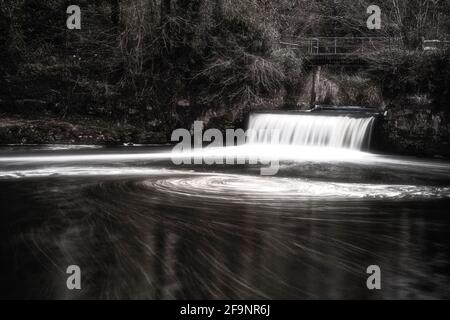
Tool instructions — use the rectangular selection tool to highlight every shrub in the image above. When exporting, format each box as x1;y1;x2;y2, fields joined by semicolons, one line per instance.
364;49;450;108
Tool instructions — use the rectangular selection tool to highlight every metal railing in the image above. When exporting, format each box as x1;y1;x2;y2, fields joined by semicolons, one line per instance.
423;40;450;51
280;37;403;56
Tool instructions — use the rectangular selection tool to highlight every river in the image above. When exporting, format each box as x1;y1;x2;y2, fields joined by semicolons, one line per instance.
1;113;450;299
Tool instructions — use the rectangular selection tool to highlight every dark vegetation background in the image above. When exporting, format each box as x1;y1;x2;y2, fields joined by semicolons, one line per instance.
0;0;449;148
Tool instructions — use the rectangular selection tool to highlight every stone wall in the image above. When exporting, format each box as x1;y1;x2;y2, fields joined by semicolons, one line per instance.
374;106;450;157
293;67;385;110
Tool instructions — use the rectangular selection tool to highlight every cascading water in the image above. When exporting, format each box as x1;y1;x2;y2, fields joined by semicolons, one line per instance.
247;113;375;151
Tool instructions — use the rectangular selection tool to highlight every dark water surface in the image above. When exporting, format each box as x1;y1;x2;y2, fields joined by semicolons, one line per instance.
1;145;450;299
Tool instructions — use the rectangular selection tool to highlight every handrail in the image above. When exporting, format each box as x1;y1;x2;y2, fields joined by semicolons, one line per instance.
280;37;449;56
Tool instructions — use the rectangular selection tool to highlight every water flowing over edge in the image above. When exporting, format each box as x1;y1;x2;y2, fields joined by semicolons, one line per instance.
248;113;375;151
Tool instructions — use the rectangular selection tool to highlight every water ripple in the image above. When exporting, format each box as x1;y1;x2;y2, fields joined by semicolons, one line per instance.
145;173;450;201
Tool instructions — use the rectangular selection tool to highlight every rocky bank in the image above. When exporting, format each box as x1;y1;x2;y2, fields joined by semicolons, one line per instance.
375;106;450;158
0;116;168;145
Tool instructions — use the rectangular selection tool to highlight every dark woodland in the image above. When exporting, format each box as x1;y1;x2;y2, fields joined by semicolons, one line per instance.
0;0;449;153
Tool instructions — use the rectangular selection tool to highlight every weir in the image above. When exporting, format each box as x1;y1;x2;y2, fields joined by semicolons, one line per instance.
247;112;375;151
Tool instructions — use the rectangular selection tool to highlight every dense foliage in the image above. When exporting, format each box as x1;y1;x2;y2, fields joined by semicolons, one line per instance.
365;49;450;107
0;0;449;130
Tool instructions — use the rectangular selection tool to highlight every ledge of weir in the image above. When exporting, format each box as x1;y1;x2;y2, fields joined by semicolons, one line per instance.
252;105;383;118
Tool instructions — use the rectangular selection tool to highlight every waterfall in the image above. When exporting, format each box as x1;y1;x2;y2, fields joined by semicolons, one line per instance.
248;113;375;151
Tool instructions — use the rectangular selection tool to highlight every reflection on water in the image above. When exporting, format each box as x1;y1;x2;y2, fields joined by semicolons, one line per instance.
0;145;450;299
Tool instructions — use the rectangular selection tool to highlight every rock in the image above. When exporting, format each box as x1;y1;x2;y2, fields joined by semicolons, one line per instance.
177;100;191;107
0;116;170;145
373;106;450;157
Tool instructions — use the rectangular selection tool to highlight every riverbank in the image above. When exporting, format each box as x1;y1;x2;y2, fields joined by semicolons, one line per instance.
0;115;168;145
2;105;450;159
375;106;450;158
